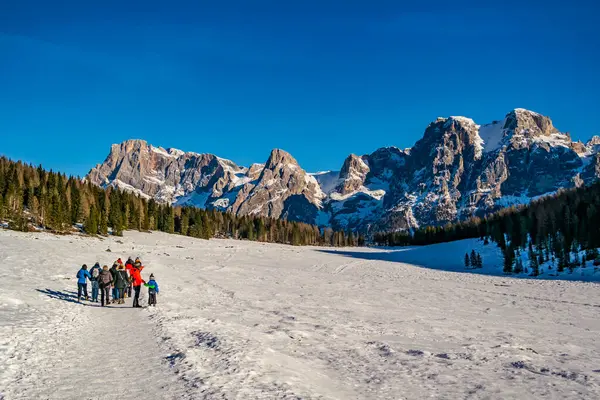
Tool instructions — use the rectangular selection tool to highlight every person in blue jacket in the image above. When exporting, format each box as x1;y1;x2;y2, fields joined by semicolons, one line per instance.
76;264;91;302
144;273;159;306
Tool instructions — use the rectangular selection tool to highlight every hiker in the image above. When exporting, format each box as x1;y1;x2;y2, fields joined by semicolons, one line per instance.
145;273;159;307
113;263;129;304
109;262;119;303
125;257;134;298
98;265;113;307
130;260;145;308
76;264;91;302
89;262;102;303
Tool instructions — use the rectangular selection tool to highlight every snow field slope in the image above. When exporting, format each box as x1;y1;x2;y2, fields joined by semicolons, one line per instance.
1;230;600;399
0;231;188;400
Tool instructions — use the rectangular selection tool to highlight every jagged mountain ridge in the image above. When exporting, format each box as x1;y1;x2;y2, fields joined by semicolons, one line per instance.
87;109;600;232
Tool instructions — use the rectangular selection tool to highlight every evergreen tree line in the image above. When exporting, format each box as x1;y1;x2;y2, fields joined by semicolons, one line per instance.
464;250;483;269
374;182;600;275
0;156;362;247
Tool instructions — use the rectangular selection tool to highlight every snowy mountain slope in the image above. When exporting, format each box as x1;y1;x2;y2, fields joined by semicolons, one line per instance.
2;229;600;399
87;109;600;232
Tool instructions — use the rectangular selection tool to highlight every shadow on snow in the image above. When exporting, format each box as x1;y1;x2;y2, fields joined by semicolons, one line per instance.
315;242;600;283
36;288;121;307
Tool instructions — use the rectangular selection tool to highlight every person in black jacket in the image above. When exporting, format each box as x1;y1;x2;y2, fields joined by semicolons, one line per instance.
109;263;118;303
125;257;134;297
113;264;129;304
89;262;102;303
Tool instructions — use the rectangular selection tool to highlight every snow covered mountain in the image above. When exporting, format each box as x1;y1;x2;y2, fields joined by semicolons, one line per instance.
87;109;600;232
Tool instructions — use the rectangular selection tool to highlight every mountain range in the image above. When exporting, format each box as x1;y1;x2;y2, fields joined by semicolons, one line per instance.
87;109;600;232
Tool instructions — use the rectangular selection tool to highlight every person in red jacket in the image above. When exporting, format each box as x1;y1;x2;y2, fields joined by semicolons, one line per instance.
131;261;146;308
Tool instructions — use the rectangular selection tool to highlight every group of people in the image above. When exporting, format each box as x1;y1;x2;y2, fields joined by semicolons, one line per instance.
76;257;159;308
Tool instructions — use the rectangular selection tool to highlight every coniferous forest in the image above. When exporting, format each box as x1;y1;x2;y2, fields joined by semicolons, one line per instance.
374;182;600;275
0;157;363;247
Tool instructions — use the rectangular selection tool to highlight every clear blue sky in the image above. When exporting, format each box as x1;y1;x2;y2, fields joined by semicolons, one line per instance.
1;1;599;177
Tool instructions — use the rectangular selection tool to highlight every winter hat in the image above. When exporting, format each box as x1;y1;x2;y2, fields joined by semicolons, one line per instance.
82;264;88;269
149;273;155;279
117;258;122;264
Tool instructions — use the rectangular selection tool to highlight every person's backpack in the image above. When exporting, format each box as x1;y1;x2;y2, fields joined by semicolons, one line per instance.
92;268;99;279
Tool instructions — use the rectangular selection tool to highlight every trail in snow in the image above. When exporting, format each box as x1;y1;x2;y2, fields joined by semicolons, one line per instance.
0;233;188;400
1;230;600;399
4;298;186;399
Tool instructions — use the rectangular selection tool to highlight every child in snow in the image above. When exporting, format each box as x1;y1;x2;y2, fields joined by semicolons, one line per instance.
144;273;159;307
76;264;91;302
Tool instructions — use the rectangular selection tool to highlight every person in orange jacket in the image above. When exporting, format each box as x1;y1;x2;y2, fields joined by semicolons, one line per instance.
131;261;146;308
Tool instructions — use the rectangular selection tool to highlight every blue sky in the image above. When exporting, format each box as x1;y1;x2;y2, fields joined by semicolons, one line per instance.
1;1;599;176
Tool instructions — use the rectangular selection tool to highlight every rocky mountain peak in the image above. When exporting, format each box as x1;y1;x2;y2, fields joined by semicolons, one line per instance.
587;136;600;147
339;154;369;179
336;154;370;195
87;108;600;234
504;108;558;138
265;149;299;170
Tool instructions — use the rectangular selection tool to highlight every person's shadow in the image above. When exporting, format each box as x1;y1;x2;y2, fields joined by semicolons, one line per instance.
36;288;126;307
36;288;85;305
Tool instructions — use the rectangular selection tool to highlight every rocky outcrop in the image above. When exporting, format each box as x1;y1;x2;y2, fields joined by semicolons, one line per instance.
231;149;324;221
336;154;370;195
87;139;237;203
87;109;600;233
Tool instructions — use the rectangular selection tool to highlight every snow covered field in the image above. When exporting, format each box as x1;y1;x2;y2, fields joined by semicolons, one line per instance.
1;230;600;399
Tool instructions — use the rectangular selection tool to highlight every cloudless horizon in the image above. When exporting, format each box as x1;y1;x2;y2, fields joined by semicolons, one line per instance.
1;1;599;177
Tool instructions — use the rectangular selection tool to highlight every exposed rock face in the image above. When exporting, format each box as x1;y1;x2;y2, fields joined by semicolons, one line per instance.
230;149;324;222
337;154;370;195
87;109;600;233
88;144;323;223
87;139;235;203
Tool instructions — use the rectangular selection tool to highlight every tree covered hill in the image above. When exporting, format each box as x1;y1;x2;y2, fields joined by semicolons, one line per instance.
0;156;362;247
375;182;600;276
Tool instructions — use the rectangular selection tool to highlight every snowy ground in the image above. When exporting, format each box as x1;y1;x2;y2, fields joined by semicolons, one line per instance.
1;230;600;399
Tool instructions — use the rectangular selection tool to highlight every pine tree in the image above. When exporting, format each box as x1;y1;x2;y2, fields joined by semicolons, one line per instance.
470;249;477;267
528;246;539;276
476;252;483;268
70;182;81;224
464;253;470;268
256;218;266;242
85;206;99;235
292;224;301;246
514;257;523;274
503;247;514;273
